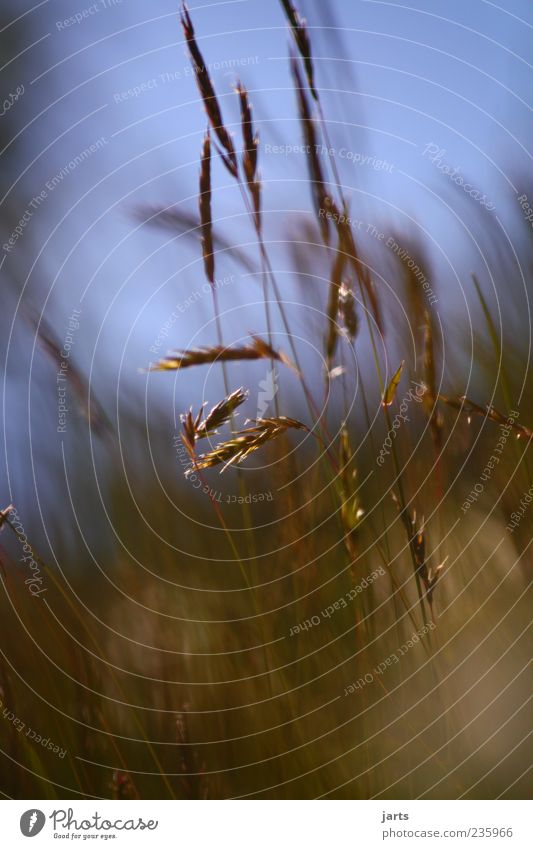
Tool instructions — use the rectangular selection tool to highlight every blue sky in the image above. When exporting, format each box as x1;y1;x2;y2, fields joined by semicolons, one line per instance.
1;0;532;542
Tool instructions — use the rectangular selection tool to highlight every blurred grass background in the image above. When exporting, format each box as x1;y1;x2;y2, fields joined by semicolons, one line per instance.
0;0;531;799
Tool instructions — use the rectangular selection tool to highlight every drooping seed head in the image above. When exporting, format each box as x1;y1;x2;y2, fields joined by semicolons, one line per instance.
181;4;238;177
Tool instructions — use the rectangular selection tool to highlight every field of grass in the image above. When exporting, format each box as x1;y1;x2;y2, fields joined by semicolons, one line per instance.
0;1;531;800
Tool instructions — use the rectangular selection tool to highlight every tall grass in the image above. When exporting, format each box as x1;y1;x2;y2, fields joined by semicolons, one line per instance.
0;1;531;801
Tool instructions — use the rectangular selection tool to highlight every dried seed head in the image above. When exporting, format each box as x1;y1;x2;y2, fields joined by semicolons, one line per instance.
280;0;317;100
236;81;261;229
181;4;237;177
291;56;330;244
181;408;198;457
438;395;532;440
245;415;308;432
339;281;359;342
392;234;430;327
236;82;257;181
382;360;404;407
0;505;13;530
422;312;443;451
392;493;443;612
427;556;448;607
325;196;383;334
337;427;364;557
195;388;248;438
148;336;293;372
199;129;214;284
188;415;308;473
180;389;248;458
325;246;345;366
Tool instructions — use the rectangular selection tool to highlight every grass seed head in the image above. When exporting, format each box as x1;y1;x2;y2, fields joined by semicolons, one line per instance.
195;388;248;438
148;336;293;372
438;395;532;439
188;414;308;473
382;360;405;407
181;4;238;177
325;197;383;334
280;0;318;100
339;281;359;342
236;81;261;229
291;56;330;244
325;246;346;367
422;312;443;451
199;129;214;284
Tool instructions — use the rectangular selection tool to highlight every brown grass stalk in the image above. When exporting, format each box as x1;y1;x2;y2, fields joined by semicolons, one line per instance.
180;4;237;177
325;244;346;368
148;335;293;372
199;129;214;284
291;56;330;244
236;81;261;230
181;387;248;456
326;198;384;334
26;309;111;439
187;415;308;473
382;360;405;408
339;281;359;343
280;0;318;100
438;394;532;439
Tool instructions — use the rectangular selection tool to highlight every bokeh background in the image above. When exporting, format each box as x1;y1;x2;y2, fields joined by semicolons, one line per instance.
0;0;531;799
